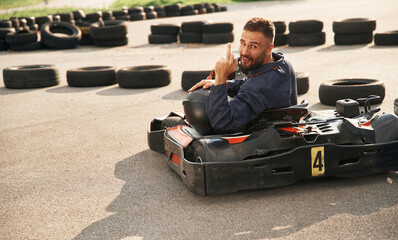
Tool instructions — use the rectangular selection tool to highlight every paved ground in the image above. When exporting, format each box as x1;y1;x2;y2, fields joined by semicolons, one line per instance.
1;0;398;239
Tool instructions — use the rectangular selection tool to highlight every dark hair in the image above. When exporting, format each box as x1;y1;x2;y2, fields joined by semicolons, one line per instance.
243;17;275;42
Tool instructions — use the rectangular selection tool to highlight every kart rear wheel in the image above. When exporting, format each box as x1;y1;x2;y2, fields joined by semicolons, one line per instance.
193;141;206;163
161;116;186;130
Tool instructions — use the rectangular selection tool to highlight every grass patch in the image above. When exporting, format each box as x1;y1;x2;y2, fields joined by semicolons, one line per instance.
0;0;46;10
0;7;105;20
111;0;266;8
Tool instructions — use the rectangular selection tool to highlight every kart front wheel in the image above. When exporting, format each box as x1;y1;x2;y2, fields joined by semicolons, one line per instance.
193;142;206;163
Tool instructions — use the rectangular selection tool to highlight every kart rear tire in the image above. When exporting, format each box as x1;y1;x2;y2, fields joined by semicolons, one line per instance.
161;116;186;130
296;72;309;95
319;78;385;106
67;66;117;87
117;65;171;88
193;141;206;163
181;70;211;91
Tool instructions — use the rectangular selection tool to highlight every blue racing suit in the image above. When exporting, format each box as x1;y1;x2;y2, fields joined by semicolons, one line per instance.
205;52;297;133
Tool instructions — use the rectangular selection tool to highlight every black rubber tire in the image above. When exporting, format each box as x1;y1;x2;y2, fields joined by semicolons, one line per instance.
202;22;233;33
144;6;155;13
51;15;61;22
117;65;171;88
181;21;207;33
101;11;113;21
274;33;288;46
180;32;202;43
79;34;95;45
212;3;221;12
181;5;195;11
154;6;164;12
220;6;227;12
148;34;177;44
40;22;81;49
35;16;52;28
0;28;16;39
289;20;323;34
198;8;207;14
85;12;102;22
5;30;37;44
90;20;127;40
273;21;286;34
161;116;186;130
194;3;204;9
156;11;167;18
59;13;73;22
0;39;9;51
296;72;309;95
374;31;398;46
67;66;117;87
3;65;60;89
151;24;180;35
319;79;385;106
206;6;215;13
181;10;198;16
23;17;36;26
288;32;326;46
193;141;206;163
333;18;376;34
334;33;373;45
181;70;211;91
29;24;39;31
145;12;157;19
202;32;234;44
130;12;146;21
115;15;130;21
0;20;12;28
394;98;398;116
112;10;127;18
94;36;128;47
166;11;181;17
164;4;181;12
128;7;144;14
73;10;86;20
9;41;42;51
10;19;19;28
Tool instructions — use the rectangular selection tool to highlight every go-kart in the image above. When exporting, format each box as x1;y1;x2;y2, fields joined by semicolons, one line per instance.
147;89;398;195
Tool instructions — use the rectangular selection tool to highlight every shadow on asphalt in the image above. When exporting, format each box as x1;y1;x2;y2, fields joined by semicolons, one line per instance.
162;89;187;100
74;149;398;240
0;87;41;95
46;85;105;93
96;86;156;96
317;44;369;52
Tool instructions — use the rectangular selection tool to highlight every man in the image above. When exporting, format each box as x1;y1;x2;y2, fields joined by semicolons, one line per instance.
189;17;297;133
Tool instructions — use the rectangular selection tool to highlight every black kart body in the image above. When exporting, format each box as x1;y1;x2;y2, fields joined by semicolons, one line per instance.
147;89;398;195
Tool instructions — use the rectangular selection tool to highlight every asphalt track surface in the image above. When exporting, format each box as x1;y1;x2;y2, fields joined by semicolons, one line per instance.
1;0;398;239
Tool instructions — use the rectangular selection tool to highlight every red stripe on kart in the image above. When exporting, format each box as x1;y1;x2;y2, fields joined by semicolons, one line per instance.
223;135;249;144
168;125;193;148
171;153;180;165
278;127;302;134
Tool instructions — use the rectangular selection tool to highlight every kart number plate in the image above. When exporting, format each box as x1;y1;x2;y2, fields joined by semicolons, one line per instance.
311;146;325;176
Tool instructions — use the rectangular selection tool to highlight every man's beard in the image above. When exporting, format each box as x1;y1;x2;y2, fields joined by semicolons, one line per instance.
240;49;268;73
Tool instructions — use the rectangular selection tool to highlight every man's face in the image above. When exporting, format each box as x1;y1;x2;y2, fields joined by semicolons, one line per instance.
239;30;273;72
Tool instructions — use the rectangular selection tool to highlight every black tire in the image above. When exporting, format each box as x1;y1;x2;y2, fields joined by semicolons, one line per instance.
206;6;215;13
274;33;288;46
102;11;113;21
40;22;81;49
273;21;286;34
3;65;60;89
151;24;180;35
394;98;398;116
0;39;9;51
181;70;211;91
333;18;376;34
181;5;195;11
166;11;181;17
90;20;127;40
85;12;102;22
181;21;206;33
145;12;157;19
29;24;39;31
154;6;164;12
9;41;42;51
180;32;202;43
148;34;177;44
202;32;234;44
193;141;206;163
128;7;144;14
0;20;12;28
5;30;37;44
289;20;323;34
112;10;128;18
73;10;86;20
130;12;146;21
10;18;19;28
161;116;186;130
202;22;233;33
334;33;373;45
36;16;52;28
319;79;385;106
22;17;36;26
194;3;204;9
181;10;198;16
94;36;128;47
59;13;74;22
220;6;227;12
296;72;309;95
0;28;15;39
117;65;171;88
144;6;155;13
156;11;167;18
79;34;95;45
288;32;326;46
67;66;117;87
374;31;398;46
164;4;181;12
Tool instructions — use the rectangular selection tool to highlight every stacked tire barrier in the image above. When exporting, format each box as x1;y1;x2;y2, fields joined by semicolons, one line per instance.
165;4;182;17
288;20;325;46
144;6;157;19
90;20;128;47
128;7;146;21
194;4;207;14
274;21;287;46
180;21;207;43
333;18;376;45
19;17;38;31
3;65;60;89
202;22;234;44
113;9;129;21
0;20;14;51
85;12;102;23
6;29;42;51
155;6;167;18
149;24;180;44
75;20;94;45
41;22;81;49
181;5;198;16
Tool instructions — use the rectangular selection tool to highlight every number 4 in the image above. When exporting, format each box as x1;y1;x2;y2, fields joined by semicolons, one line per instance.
311;147;325;176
